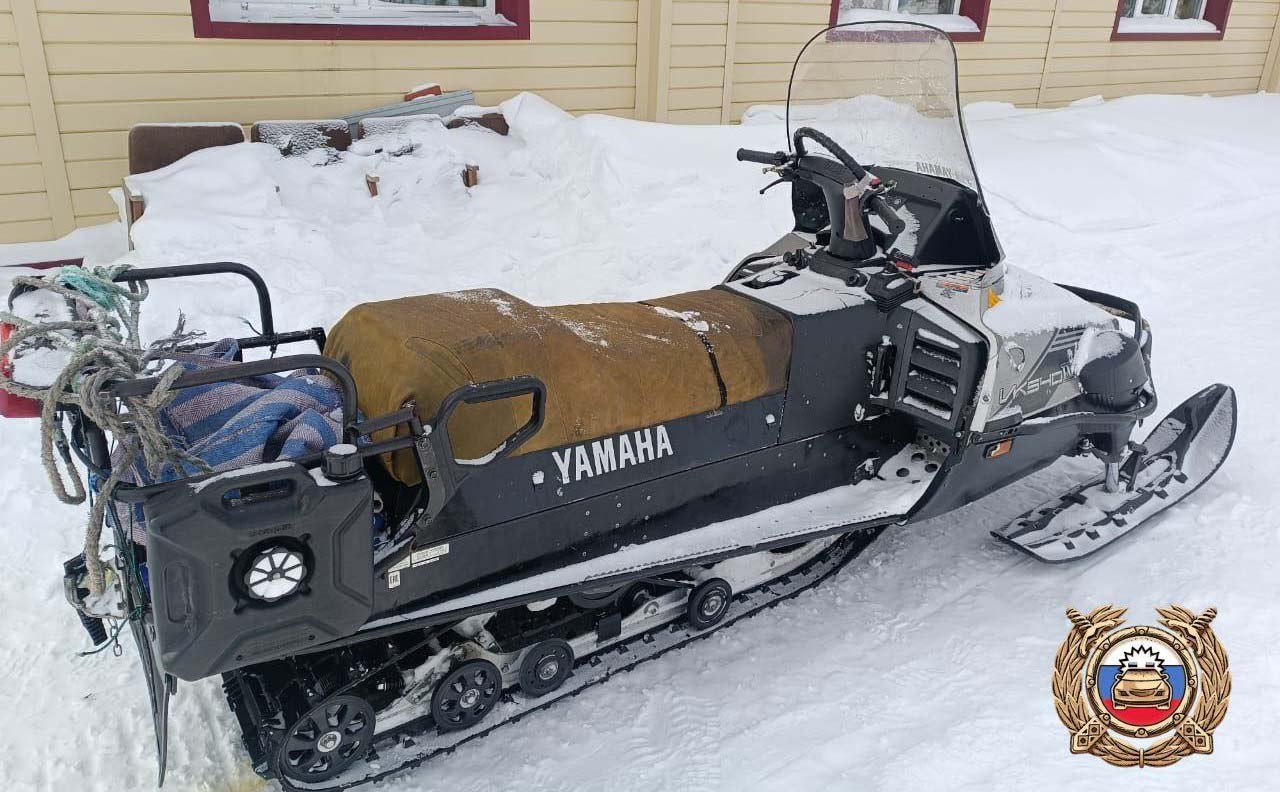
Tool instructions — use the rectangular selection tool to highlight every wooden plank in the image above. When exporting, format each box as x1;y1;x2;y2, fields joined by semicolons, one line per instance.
0;103;32;134
737;2;834;23
65;157;125;190
1054;10;1123;28
45;42;639;74
955;42;1050;59
1049;51;1268;71
1038;76;1261;102
670;44;726;67
0;217;54;243
74;213;116;229
0;161;41;193
1058;0;1124;10
720;0;738;122
0;43;19;74
1045;63;1268;87
1051;27;1114;42
0;189;50;221
1051;38;1271;56
959;72;1045;90
734;22;826;44
669;65;723;89
0;72;24;104
960;87;1041;105
958;57;1048;76
533;0;639;23
50;66;636;104
70;186;113;216
1225;12;1280;27
54;94;386;133
634;0;653;118
0;132;37;163
60;130;128;162
36;0;188;12
1263;0;1280;91
667;85;722;109
992;0;1057;10
737;55;1045;84
471;87;636;113
666;107;722;123
672;2;729;26
12;0;74;233
0;12;15;44
670;22;727;45
987;8;1057;26
980;26;1054;43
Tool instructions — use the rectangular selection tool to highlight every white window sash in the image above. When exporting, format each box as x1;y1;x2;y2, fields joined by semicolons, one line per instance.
1126;0;1206;19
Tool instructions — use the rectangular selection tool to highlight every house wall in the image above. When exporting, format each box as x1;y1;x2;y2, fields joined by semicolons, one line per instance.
1;0;1279;242
1;0;57;243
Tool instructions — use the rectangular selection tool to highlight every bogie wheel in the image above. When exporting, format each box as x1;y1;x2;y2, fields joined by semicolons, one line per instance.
431;659;503;733
518;639;574;698
687;578;732;631
279;694;375;782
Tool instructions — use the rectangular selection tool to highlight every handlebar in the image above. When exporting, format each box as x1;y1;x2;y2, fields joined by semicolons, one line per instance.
870;196;906;236
736;148;789;166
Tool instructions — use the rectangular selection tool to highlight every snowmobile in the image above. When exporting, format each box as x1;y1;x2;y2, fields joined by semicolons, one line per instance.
0;21;1236;790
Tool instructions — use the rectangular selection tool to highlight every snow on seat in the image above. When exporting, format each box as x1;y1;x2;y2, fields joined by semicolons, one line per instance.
325;288;793;485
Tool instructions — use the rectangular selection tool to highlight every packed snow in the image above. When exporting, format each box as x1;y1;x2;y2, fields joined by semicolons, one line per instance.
3;90;1280;792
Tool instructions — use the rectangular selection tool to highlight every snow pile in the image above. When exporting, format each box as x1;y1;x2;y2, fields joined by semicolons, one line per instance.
3;91;1280;791
1117;14;1218;34
837;8;980;33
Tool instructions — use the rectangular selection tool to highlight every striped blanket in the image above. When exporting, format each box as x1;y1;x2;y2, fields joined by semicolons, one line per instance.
116;340;345;542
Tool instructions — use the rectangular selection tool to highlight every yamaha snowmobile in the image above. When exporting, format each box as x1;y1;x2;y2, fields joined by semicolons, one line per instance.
0;21;1236;790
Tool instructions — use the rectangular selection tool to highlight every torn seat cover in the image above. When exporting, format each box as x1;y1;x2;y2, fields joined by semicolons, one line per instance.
325;288;793;484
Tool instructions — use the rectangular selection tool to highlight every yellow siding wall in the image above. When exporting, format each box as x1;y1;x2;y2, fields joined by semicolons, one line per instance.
1;0;54;243
35;0;641;227
1;0;1279;240
1040;0;1280;105
667;0;731;123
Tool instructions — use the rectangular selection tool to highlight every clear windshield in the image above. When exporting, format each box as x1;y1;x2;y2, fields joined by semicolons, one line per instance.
786;22;982;194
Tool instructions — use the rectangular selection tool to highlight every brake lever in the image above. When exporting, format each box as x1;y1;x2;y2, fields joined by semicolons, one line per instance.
759;177;788;195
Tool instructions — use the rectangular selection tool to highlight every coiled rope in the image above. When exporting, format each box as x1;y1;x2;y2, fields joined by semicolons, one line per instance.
0;264;208;594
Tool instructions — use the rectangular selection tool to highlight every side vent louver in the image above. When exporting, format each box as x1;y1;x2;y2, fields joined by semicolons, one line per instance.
902;330;963;423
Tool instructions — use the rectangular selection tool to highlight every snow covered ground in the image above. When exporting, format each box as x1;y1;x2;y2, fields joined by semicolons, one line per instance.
2;90;1279;791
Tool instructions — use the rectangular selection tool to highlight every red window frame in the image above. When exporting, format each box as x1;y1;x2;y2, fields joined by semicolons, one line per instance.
828;0;992;43
1110;0;1232;41
190;0;530;41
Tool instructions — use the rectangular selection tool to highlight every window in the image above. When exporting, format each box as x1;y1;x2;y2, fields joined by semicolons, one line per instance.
191;0;531;40
1112;0;1233;39
830;0;991;42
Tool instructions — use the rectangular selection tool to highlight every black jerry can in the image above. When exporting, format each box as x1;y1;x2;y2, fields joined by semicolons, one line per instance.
142;461;374;681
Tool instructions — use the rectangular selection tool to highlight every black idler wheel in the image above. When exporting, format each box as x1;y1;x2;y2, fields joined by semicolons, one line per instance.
278;694;375;782
687;577;732;631
518;639;574;698
431;659;502;732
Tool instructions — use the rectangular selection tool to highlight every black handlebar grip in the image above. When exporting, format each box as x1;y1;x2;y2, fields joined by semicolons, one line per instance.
737;148;786;165
870;196;907;236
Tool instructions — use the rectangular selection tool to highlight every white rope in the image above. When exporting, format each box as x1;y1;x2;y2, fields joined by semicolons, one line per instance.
0;265;207;594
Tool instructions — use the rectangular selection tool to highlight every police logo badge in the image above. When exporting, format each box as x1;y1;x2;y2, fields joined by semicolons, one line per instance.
1052;605;1230;767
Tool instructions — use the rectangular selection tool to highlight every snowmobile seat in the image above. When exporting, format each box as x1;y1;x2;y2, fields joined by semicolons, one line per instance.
325;289;793;485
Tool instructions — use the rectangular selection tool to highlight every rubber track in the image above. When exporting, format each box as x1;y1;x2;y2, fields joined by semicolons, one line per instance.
277;527;883;791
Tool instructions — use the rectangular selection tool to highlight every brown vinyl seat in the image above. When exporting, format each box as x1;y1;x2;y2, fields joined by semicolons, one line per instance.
325;289;793;485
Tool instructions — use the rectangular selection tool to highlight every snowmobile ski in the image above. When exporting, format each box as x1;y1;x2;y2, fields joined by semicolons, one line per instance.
991;384;1237;563
266;530;879;791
